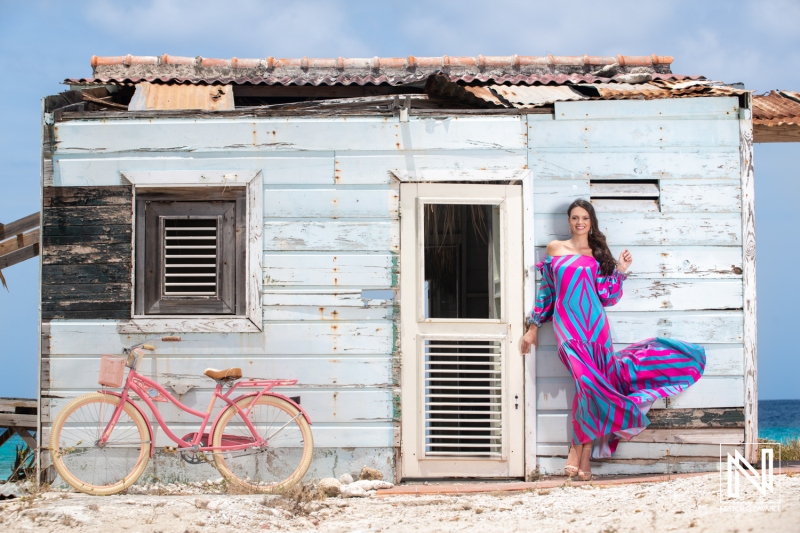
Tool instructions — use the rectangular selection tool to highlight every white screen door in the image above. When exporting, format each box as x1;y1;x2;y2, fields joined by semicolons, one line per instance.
400;183;524;478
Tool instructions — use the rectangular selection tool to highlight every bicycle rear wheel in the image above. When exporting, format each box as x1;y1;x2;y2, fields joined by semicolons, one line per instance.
49;393;151;495
212;395;313;493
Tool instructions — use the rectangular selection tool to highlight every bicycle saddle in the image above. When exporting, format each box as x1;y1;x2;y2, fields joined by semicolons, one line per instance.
204;367;243;382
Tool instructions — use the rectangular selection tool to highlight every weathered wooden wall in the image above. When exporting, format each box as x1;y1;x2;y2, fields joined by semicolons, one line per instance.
528;97;747;475
41;100;748;481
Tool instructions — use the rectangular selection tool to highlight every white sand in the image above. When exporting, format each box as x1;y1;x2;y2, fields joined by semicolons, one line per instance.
1;472;798;532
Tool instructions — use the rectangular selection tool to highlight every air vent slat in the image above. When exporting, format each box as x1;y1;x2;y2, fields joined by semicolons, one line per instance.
163;218;218;297
424;339;503;459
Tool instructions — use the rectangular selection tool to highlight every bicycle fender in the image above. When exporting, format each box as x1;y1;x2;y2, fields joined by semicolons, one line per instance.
228;391;313;425
98;390;155;458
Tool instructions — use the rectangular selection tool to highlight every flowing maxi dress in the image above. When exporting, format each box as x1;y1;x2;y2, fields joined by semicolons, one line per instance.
528;254;706;458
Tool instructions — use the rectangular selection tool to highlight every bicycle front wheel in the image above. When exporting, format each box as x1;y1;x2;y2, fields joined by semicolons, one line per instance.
49;393;151;495
212;395;314;493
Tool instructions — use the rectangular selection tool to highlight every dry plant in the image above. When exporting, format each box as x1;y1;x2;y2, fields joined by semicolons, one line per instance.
758;437;800;462
274;481;325;516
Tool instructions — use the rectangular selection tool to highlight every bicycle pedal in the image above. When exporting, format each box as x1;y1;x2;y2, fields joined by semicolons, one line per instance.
164;446;178;454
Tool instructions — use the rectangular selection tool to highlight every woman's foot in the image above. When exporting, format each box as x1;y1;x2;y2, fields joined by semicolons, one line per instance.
564;444;582;477
577;442;593;481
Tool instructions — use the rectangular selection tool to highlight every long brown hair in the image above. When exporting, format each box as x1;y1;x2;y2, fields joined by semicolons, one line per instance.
568;199;616;275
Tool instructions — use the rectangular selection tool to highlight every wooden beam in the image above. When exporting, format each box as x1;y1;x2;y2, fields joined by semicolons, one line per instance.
13;428;37;449
647;408;744;429
0;213;39;241
0;229;39;258
0;243;39;269
0;398;37;412
0;413;37;429
753;123;800;143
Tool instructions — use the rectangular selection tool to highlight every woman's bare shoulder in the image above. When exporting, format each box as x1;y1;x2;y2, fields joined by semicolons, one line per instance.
545;240;565;256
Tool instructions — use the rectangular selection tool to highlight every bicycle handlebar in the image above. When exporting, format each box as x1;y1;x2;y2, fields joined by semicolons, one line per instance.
124;336;181;368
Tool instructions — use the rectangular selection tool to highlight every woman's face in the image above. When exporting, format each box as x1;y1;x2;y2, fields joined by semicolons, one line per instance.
569;206;592;236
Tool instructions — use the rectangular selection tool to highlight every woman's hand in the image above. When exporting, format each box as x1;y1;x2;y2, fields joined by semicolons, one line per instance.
617;249;632;273
520;325;538;355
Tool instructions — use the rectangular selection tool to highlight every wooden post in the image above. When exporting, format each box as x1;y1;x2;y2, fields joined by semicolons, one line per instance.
739;111;758;463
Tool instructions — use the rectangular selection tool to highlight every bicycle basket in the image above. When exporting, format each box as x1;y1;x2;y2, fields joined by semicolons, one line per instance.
98;354;126;388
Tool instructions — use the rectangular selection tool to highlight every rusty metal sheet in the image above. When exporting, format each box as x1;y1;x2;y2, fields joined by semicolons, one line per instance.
753;91;800;125
127;82;234;111
491;85;585;108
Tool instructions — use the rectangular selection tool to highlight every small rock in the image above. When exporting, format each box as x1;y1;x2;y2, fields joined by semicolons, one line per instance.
340;484;369;498
339;473;354;485
317;478;341;497
340;479;393;497
475;508;484;514
195;498;210;509
359;466;383;481
310;518;320;526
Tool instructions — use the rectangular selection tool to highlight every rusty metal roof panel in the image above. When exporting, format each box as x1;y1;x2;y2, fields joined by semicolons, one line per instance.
491;85;585;108
753;91;800;125
128;82;234;111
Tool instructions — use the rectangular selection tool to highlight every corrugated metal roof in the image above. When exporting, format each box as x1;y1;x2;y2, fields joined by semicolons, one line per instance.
128;82;234;111
491;85;584;108
753;91;800;125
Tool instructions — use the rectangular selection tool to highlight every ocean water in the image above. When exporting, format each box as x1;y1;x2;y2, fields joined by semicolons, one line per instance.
1;400;798;481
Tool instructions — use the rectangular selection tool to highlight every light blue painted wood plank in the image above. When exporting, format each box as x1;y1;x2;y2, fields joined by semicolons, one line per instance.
554;97;739;120
263;188;398;218
528;119;739;149
54;154;335;186
46;320;394;356
536;456;720;475
533;179;590;213
536;311;743;345
263;220;399;251
264;305;395;321
533;246;743;278
529;151;739;180
334;150;527;184
262;290;393;307
534;212;742;246
536;344;743;378
54;116;526;154
47;356;391;389
660;179;741;213
263;253;397;287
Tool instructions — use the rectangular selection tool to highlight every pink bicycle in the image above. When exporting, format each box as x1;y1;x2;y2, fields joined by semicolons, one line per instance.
49;337;314;496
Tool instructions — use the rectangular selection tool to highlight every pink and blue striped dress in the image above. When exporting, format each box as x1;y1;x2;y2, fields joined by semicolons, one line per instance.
529;254;706;458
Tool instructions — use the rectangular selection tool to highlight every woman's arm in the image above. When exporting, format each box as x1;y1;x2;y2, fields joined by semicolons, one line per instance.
521;257;556;354
596;249;632;307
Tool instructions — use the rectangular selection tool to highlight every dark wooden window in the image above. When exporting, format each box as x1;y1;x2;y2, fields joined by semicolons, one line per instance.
135;189;246;315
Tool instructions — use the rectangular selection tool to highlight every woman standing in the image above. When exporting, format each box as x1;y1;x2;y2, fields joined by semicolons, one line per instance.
519;199;706;480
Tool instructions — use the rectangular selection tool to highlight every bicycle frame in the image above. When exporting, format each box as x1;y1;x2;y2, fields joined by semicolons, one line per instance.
98;362;311;455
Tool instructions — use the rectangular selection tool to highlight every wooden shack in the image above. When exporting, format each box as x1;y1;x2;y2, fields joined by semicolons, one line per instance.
38;54;758;483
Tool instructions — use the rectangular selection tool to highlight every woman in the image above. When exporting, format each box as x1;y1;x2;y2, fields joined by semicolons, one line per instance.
519;199;706;480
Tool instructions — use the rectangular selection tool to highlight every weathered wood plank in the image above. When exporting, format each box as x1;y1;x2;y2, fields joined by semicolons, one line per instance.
263;253;397;287
42;282;130;302
534;245;743;279
534;278;743;312
648;407;745;428
533;179;590;214
539;442;741;459
47;356;391;389
0;398;37;412
43;186;132;206
264;304;395;321
0;413;37;429
530;151;739;181
263;290;394;308
740;118;758;462
263;221;399;252
536;344;743;378
590;182;659;197
0;213;39;241
54;117;527;154
660;179;741;213
528;118;739;149
534;212;742;246
42;263;131;284
43;206;131;227
554;97;739;120
334;150;528;185
536;456;719;475
47;320;394;356
42;226;132;246
537;311;743;345
54;155;336;187
536;376;743;411
592;198;659;213
41;243;132;265
628;427;744;444
0;243;39;269
264;188;398;219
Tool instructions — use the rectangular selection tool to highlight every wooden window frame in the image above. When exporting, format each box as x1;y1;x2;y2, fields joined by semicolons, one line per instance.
136;191;246;316
118;170;263;334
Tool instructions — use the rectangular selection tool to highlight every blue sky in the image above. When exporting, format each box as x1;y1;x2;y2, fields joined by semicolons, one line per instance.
1;1;798;400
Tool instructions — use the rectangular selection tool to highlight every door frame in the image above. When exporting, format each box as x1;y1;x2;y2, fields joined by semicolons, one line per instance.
394;170;537;481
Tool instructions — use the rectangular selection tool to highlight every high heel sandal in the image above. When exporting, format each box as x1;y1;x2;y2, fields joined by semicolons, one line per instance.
564;444;581;477
577;443;593;481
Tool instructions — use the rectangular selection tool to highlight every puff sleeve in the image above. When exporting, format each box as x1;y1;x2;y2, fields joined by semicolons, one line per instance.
528;257;556;327
596;267;627;307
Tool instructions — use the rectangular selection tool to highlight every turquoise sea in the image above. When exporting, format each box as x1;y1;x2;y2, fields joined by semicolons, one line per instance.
1;400;798;480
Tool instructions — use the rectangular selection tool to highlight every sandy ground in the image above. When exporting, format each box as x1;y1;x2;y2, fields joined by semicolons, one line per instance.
1;472;798;533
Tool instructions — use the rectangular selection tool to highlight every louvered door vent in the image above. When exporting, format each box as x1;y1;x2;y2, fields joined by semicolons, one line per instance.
590;180;660;212
163;218;218;296
424;339;503;458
